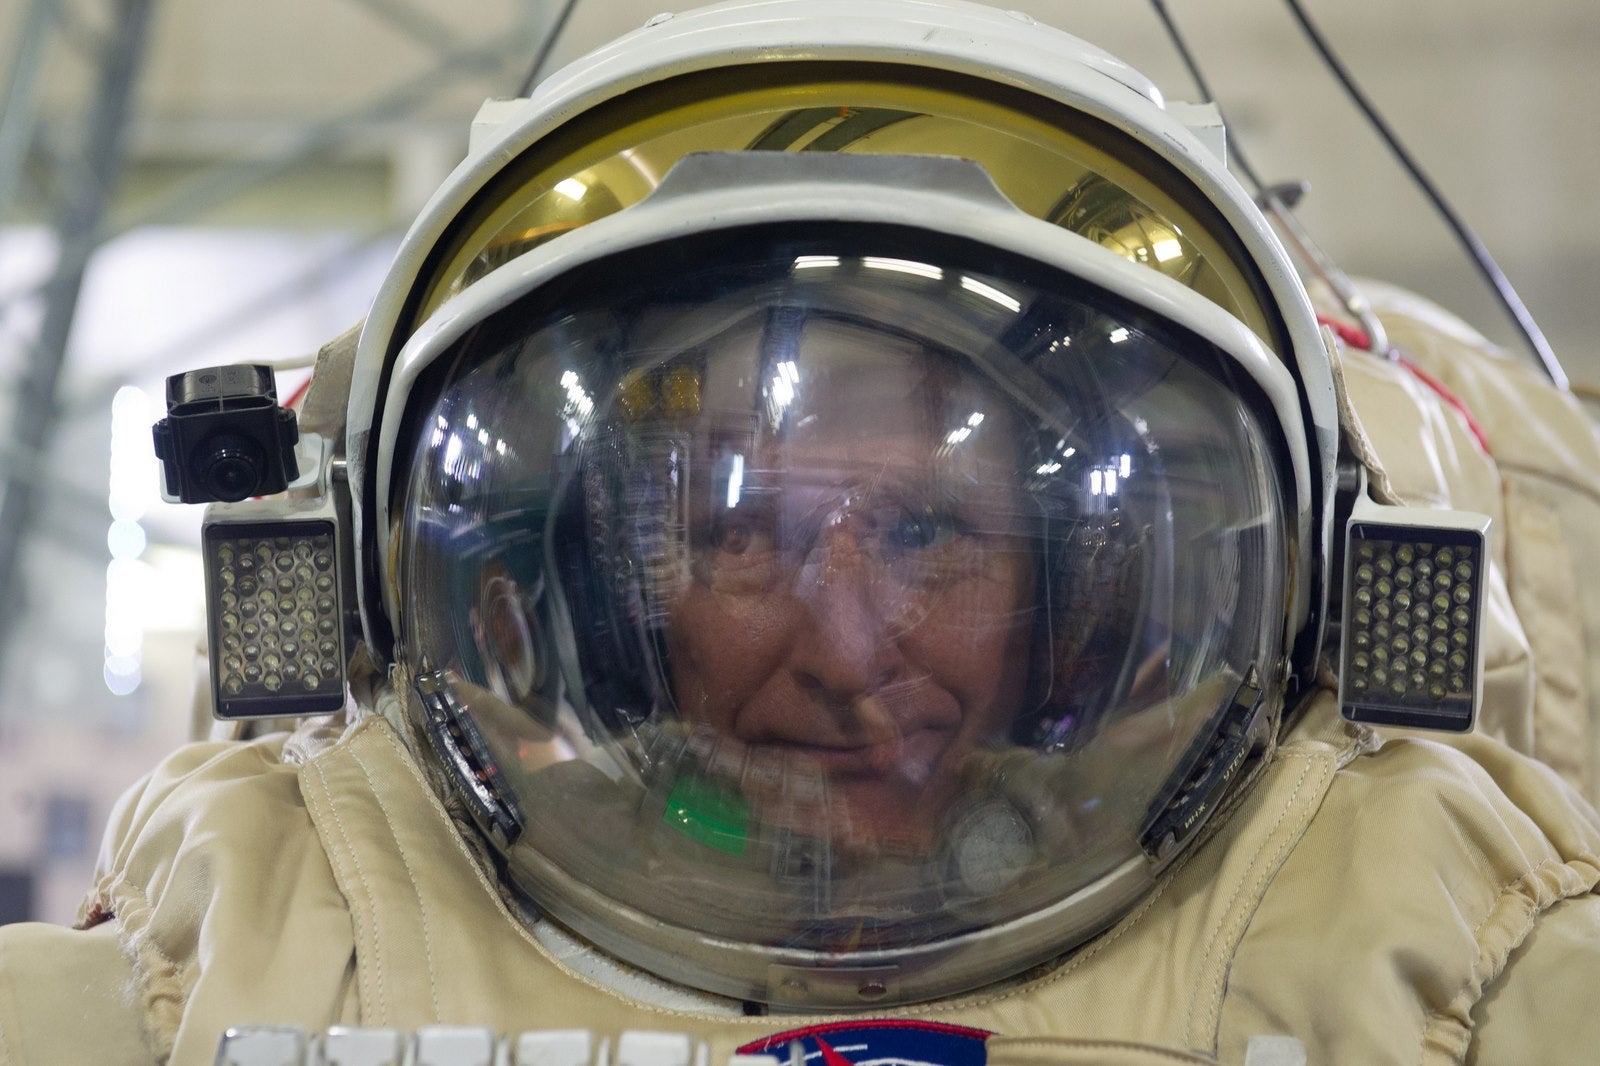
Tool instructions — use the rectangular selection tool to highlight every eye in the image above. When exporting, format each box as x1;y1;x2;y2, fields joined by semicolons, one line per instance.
697;508;781;593
888;507;957;551
713;513;762;556
699;505;780;578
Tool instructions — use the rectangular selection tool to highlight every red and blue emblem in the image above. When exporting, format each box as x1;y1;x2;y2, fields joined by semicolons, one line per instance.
738;1020;990;1065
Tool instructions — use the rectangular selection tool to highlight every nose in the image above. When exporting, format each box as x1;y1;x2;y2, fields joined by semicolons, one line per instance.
786;521;905;705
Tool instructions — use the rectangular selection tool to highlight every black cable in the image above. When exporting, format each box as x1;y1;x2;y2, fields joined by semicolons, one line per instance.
1281;0;1567;388
1146;0;1265;194
516;0;583;98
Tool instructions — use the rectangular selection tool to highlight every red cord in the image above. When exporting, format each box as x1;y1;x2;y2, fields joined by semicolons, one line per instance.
1393;353;1492;456
1315;313;1491;456
281;370;314;412
1319;315;1372;352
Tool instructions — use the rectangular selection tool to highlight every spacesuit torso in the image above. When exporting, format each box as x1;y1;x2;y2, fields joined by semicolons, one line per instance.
2;684;1596;1066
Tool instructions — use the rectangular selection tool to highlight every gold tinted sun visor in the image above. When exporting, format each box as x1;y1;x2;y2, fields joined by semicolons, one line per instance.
406;64;1282;353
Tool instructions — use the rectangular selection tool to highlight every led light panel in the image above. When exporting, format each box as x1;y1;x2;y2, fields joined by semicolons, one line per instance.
205;518;347;719
1340;517;1486;732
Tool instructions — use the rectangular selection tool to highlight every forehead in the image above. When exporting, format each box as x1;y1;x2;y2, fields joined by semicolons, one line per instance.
697;312;1020;468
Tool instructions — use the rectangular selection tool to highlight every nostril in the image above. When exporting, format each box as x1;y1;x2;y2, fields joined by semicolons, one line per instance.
792;646;899;703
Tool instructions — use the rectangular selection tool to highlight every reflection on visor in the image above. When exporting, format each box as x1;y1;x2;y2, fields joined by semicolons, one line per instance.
395;230;1289;1002
408;69;1283;354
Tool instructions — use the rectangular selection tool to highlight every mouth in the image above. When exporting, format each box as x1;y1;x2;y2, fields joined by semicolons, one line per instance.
733;684;966;788
771;724;952;786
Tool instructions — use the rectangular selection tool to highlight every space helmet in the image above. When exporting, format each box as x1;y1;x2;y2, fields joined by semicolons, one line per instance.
342;0;1335;1009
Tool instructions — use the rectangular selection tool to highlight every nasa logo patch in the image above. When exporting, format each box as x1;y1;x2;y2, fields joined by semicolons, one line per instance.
737;1019;990;1065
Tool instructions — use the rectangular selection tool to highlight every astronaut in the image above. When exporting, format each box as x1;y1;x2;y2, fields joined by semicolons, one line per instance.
3;2;1600;1064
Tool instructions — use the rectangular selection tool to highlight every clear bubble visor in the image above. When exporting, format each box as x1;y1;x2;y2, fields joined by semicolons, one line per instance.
392;224;1292;1003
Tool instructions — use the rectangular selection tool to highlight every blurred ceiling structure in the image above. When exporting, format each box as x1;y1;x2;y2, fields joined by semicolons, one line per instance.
0;0;1595;732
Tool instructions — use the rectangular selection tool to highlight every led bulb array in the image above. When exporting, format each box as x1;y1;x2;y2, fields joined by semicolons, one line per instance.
205;518;347;718
1340;519;1484;732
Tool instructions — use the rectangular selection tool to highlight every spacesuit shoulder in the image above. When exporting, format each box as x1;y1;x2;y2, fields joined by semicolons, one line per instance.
1469;891;1600;1063
1328;279;1600;801
1215;696;1600;1063
0;916;152;1064
67;720;358;1063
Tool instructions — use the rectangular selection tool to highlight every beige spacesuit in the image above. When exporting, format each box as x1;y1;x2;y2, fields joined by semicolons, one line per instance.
2;681;1597;1065
4;3;1600;1064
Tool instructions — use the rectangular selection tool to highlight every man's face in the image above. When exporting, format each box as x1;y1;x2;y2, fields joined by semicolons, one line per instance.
664;319;1036;854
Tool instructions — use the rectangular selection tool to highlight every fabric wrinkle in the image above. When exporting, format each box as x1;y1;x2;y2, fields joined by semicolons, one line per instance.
349;743;443;1023
1186;751;1327;1051
307;751;387;1025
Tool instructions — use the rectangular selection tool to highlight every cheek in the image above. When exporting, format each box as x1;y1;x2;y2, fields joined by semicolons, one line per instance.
904;566;1034;731
666;591;793;729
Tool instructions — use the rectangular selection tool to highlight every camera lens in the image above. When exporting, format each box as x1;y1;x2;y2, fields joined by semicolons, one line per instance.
198;433;266;502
